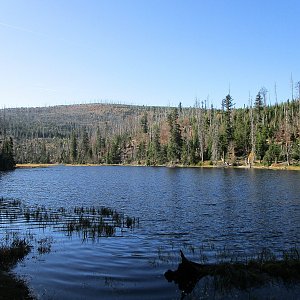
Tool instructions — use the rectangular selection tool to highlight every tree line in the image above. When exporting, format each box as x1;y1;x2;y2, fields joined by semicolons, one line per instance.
1;90;300;167
0;137;15;170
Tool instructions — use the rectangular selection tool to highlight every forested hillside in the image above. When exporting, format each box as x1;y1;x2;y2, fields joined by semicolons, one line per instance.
1;93;300;167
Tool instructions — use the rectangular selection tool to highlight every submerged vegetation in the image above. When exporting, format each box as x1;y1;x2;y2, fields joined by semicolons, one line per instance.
0;197;138;298
1;90;300;168
0;197;138;241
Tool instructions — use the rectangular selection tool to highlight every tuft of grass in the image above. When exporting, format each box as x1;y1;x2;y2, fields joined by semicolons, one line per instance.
0;271;35;299
37;237;52;254
0;198;139;298
0;238;31;271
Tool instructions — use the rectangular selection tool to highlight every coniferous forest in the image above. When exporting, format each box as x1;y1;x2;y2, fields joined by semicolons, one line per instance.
1;91;300;168
0;137;15;170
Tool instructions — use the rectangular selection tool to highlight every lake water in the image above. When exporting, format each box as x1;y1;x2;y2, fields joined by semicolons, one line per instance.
0;166;300;299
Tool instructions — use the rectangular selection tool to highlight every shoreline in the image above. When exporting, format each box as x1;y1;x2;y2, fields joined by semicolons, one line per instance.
15;162;300;171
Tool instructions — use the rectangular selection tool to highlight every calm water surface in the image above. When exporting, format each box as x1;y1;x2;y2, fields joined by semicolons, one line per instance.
0;166;300;299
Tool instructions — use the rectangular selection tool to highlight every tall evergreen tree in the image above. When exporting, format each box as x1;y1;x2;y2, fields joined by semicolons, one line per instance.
0;137;15;170
70;131;78;163
147;124;161;165
140;113;148;134
167;108;182;163
221;94;234;160
255;92;263;123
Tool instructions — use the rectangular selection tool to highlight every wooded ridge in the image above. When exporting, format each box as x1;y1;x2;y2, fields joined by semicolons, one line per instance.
1;94;300;167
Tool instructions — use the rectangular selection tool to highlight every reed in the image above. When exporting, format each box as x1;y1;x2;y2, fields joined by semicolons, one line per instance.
0;238;31;271
0;197;139;298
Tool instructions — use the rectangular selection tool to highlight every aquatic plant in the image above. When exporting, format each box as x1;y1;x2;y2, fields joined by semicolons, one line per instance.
0;197;139;298
37;237;52;254
1;198;139;242
0;233;35;299
0;237;31;271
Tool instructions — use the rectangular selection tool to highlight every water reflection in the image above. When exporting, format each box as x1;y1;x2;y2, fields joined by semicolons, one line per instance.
164;249;300;299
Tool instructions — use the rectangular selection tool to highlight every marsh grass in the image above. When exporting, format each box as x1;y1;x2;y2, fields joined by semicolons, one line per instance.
0;234;34;299
0;197;139;299
64;205;138;239
0;198;139;241
0;237;31;271
37;237;53;254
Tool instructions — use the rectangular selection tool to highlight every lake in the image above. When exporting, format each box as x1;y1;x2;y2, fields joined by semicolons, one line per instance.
0;166;300;299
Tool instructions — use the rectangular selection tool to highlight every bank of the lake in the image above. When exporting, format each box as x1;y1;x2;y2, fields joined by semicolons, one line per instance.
16;162;300;171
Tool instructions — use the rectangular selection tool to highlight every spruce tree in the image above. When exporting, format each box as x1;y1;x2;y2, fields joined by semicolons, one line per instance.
221;94;234;160
70;131;78;163
0;137;15;170
167;108;182;163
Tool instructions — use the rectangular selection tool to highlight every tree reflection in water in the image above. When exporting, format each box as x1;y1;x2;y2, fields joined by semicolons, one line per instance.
165;249;300;299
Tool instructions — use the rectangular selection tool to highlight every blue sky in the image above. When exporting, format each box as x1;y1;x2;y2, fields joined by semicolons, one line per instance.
0;0;299;108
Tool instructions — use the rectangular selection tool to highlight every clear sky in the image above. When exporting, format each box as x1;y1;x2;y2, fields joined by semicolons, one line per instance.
0;0;299;108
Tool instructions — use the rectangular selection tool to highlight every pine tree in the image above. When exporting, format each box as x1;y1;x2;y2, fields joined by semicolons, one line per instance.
221;94;234;160
81;128;90;161
0;137;15;170
70;131;78;163
147;124;161;165
255;92;263;123
140;113;148;134
167;108;182;163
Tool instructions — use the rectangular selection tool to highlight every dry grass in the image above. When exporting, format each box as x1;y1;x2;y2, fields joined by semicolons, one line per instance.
16;163;59;168
15;161;300;171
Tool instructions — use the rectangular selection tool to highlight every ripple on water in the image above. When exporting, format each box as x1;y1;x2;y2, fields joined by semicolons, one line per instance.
1;166;300;299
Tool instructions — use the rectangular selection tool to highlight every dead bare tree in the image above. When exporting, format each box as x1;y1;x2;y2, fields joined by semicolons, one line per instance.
195;99;205;163
284;104;291;166
290;73;294;101
260;87;268;107
249;94;255;164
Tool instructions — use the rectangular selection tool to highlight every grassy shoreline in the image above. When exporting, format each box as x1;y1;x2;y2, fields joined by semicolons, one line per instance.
16;162;300;171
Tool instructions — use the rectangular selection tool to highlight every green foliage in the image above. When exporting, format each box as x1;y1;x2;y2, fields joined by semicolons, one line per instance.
146;125;161;165
136;141;146;163
256;126;268;162
291;140;300;160
70;131;78;163
233;110;250;157
0;137;15;170
167;108;182;163
255;92;263;119
140;113;148;134
78;128;92;164
263;142;281;165
221;94;234;158
106;136;122;164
